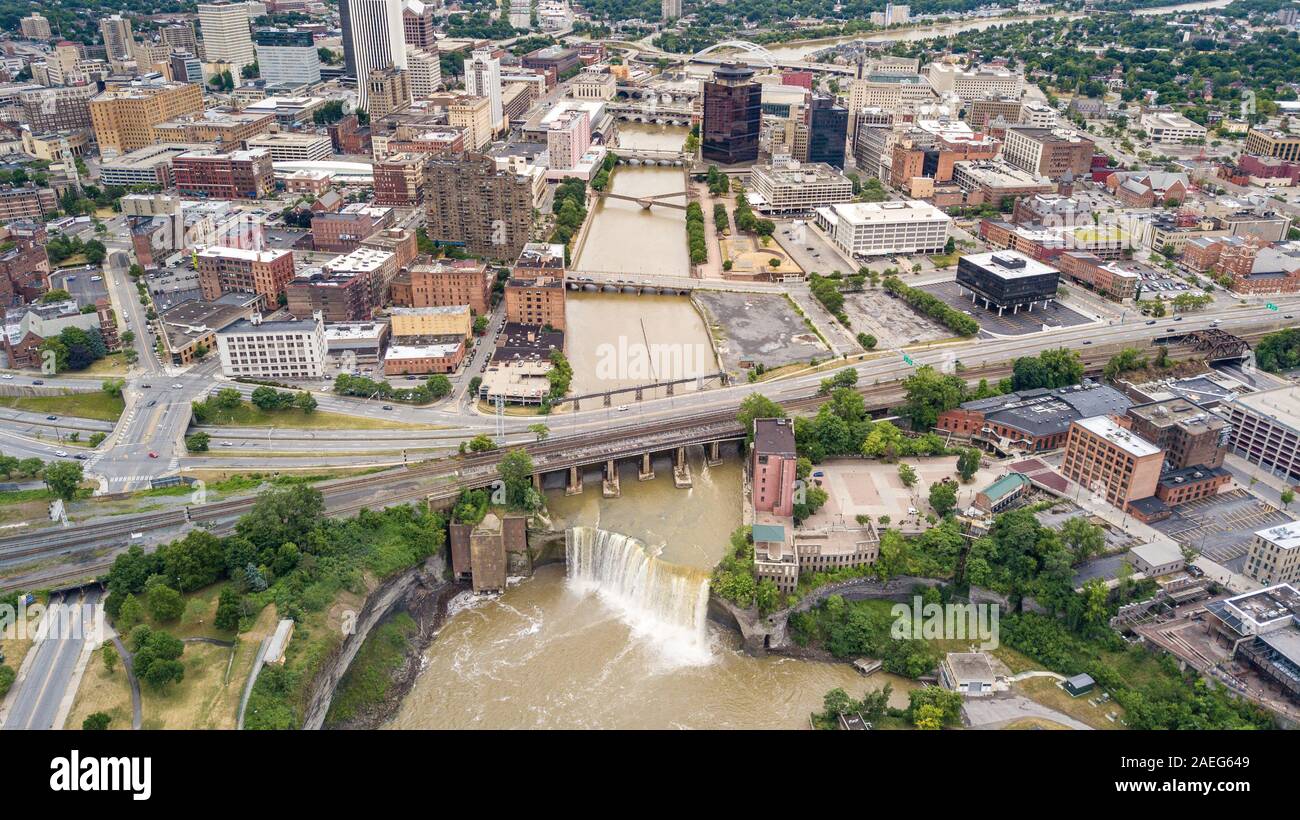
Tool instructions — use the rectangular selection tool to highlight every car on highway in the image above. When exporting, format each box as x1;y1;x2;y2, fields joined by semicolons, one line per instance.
32;379;43;385
1083;340;1092;344
1145;320;1156;325
1174;316;1183;321
91;275;102;282
148;451;158;458
0;374;12;380
221;441;233;447
382;404;394;410
617;406;629;412
171;383;183;389
74;454;87;460
55;450;68;457
146;400;156;407
46;415;57;420
141;384;151;389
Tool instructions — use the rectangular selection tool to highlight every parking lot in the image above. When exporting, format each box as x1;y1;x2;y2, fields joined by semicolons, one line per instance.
49;267;109;309
1149;489;1292;571
772;221;856;277
918;280;1094;338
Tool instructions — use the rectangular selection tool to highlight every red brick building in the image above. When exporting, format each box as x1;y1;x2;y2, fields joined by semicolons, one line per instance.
393;258;494;315
172;149;274;200
196;246;296;308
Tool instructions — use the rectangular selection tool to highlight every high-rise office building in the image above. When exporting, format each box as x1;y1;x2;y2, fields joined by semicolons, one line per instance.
367;67;411;119
662;0;682;20
466;48;504;134
255;28;322;84
198;2;256;76
100;15;134;62
702;63;761;165
808;94;848;169
405;47;442;99
402;0;437;48
343;0;407;111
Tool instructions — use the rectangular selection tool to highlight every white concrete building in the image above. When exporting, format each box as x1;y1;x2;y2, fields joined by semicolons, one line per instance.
926;63;1023;105
1020;101;1058;128
216;312;328;379
254;28;321;85
1140;111;1207;144
466;48;504;134
405;47;443;99
749;160;854;215
346;0;407;111
816;199;952;258
244;132;334;162
198;2;257;76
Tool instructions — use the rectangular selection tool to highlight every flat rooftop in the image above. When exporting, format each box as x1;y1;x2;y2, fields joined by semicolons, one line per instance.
963;250;1058;280
1075;415;1162;458
832;199;950;226
1128;398;1228;433
1232;385;1300;434
1255;520;1300;552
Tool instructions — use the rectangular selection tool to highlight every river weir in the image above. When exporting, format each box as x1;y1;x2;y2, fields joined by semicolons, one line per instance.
565;526;712;667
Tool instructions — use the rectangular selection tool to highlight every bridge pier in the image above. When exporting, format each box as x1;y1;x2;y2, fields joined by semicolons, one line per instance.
532;473;542;493
634;387;643;401
706;441;722;467
572;398;580;411
565;465;583;496
603;392;611;408
666;382;675;397
602;459;621;498
673;446;692;489
639;451;655;481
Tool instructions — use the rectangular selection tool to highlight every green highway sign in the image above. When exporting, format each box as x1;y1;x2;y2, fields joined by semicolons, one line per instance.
1266;303;1278;311
902;354;915;366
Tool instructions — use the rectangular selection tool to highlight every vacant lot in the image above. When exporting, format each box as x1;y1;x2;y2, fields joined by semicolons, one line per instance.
197;404;431;431
694;290;827;372
840;288;949;349
64;646;134;730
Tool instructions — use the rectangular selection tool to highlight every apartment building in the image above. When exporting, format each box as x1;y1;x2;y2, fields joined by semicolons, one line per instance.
1245;522;1300;586
19;85;98;133
372;152;430;206
20;13;52;40
1227;385;1300;483
285;269;375;323
89;80;205;156
312;203;395;253
0;187;58;221
1001;126;1094;181
815;199;951;259
323;247;398;311
196;245;295;307
1061;415;1165;512
216;312;327;379
424;153;538;260
393;258;493;314
749;160;854;215
173;149;274;200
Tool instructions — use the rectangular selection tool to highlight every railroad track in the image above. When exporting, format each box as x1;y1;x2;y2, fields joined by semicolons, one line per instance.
0;336;1238;590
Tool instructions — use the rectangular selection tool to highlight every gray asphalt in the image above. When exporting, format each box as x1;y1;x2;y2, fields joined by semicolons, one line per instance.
3;587;103;730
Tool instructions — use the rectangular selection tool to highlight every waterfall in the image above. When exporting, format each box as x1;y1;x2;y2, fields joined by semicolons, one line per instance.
565;526;713;666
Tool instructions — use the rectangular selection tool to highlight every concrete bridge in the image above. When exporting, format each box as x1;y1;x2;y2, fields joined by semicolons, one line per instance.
550;372;729;411
565;273;698;294
594;189;688;210
607;101;695;126
609;146;691;166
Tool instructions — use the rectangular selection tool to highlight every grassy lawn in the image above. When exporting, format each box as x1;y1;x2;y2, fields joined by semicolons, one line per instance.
929;254;959;269
79;353;128;376
139;584;237;642
1014;676;1126;730
140;641;239;729
64;646;134;730
199;404;432;430
0;391;125;422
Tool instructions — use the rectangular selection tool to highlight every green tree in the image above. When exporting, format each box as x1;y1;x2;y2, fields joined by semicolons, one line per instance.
498;449;538;509
898;463;918;487
1061;517;1105;562
146;584;184;623
215;587;243;632
185;431;210;452
82;712;112;730
115;593;145;633
1282;488;1295;509
102;645;118;674
736;393;786;442
43;461;83;502
901;366;964;430
929;481;958;517
467;434;497;453
528;423;550;441
957;448;981;483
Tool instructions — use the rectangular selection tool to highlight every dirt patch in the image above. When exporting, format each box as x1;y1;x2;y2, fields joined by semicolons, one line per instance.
840;288;949;348
694;290;828;373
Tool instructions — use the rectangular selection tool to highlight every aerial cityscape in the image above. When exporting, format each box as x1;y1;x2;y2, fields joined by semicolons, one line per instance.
1;0;1300;748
